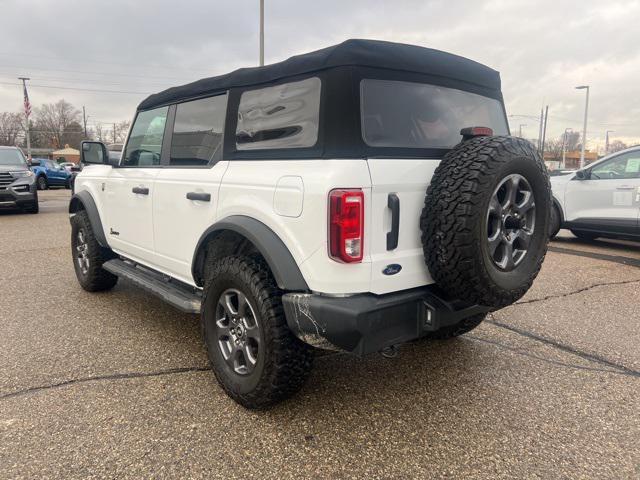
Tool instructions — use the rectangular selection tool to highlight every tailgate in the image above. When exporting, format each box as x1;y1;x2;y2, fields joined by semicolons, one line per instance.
367;158;441;294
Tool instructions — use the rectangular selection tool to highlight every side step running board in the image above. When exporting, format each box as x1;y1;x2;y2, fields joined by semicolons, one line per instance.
103;259;202;313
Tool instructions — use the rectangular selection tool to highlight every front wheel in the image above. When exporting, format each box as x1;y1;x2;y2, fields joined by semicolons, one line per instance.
70;210;118;291
37;176;48;190
549;204;561;239
201;256;313;409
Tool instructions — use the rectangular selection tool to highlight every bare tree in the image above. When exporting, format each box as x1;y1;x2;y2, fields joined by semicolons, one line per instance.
114;120;131;144
608;139;628;154
32;99;82;148
0;112;24;146
92;123;108;143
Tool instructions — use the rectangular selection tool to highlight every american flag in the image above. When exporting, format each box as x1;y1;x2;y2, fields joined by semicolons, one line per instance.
23;83;31;118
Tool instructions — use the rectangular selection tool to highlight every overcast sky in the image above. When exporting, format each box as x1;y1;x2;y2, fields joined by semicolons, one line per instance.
1;0;638;150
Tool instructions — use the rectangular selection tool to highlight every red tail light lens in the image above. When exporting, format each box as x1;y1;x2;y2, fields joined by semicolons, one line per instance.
329;189;364;263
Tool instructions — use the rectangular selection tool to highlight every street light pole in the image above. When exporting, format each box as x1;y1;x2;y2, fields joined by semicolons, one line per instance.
259;0;264;66
561;128;572;169
575;85;589;169
605;130;614;155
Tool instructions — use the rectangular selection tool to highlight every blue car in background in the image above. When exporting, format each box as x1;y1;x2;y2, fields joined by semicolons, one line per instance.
30;158;72;190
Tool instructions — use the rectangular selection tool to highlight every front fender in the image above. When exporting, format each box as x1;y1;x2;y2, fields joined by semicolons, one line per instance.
69;190;108;247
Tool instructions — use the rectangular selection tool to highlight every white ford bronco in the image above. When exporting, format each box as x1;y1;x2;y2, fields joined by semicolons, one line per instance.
70;39;550;408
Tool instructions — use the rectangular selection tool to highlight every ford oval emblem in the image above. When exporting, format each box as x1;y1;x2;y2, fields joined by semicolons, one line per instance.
382;264;402;276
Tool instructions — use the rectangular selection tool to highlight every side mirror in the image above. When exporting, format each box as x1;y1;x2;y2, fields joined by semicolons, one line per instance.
574;169;589;180
71;165;82;172
30;159;41;167
81;141;109;165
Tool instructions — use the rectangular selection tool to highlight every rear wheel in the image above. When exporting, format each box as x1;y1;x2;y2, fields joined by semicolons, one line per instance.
70;210;118;291
201;255;313;409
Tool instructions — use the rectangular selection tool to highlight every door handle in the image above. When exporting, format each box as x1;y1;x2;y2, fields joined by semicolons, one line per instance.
186;192;211;202
387;193;400;250
616;185;634;190
131;186;149;195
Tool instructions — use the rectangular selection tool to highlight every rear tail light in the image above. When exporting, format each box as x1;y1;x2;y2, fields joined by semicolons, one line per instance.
329;189;364;263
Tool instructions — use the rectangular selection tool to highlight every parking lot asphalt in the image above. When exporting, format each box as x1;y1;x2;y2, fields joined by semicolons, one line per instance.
1;189;639;479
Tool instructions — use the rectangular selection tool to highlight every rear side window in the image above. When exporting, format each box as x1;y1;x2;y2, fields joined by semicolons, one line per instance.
122;106;168;167
235;77;321;150
360;79;508;149
170;94;227;166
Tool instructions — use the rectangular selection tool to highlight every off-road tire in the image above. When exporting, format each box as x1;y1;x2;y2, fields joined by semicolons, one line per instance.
426;313;486;339
571;230;598;241
549;204;561;238
421;136;550;309
37;176;47;190
70;210;118;291
201;255;313;409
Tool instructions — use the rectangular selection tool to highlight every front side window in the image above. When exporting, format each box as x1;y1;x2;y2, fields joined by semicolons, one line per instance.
361;79;508;149
236;77;321;151
591;152;640;179
170;94;227;166
122;106;169;167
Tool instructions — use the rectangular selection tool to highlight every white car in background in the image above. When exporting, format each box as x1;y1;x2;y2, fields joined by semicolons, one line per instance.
550;146;640;241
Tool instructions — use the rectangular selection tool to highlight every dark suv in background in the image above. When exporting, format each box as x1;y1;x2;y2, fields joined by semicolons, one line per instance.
0;146;39;214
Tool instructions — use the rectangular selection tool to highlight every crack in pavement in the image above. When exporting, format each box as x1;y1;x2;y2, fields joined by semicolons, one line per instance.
513;278;640;307
548;245;640;268
486;314;640;378
467;335;637;378
0;366;211;401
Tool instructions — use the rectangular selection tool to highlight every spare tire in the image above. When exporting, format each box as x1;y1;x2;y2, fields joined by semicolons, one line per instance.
420;136;550;309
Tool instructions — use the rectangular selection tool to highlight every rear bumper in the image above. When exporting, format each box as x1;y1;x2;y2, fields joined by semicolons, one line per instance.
282;286;490;356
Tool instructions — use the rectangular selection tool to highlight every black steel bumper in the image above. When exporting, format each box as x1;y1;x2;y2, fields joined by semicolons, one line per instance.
282;286;490;356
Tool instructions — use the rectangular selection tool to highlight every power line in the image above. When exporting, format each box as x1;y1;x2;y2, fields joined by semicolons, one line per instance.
0;64;199;82
0;52;216;74
0;81;150;95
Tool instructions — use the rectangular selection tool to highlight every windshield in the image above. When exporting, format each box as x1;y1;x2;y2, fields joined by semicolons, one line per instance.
361;79;509;149
0;149;27;166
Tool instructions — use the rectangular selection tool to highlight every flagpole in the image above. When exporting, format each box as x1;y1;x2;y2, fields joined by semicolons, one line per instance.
18;77;32;162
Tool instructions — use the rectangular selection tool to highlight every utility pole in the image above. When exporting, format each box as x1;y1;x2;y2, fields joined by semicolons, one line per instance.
561;128;572;169
575;85;589;168
605;130;614;155
259;0;264;66
113;123;117;144
518;124;526;138
537;108;544;151
541;105;549;159
18;77;32;161
82;106;88;138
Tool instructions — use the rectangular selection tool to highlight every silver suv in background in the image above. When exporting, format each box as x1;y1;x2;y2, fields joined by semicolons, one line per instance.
0;146;38;214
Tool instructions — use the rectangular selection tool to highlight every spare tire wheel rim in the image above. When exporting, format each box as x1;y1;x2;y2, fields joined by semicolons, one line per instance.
486;173;536;271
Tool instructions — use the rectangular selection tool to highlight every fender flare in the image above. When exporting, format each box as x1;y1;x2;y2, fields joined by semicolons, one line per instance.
192;215;309;292
68;191;108;247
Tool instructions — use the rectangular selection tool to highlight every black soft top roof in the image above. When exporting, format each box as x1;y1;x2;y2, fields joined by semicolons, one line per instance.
138;39;501;111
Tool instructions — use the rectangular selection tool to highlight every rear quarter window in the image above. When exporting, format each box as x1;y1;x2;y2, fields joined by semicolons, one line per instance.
360;79;508;149
235;77;321;150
